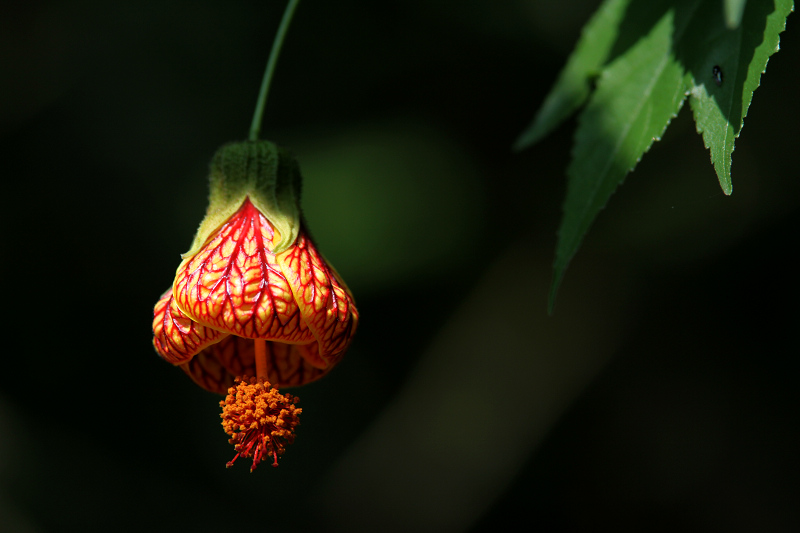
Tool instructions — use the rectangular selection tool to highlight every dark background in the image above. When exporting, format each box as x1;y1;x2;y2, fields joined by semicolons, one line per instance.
1;1;797;531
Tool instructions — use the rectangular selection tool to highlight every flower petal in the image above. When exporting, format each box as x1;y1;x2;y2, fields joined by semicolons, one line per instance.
179;348;234;395
152;288;227;365
180;336;331;394
278;231;359;364
174;199;315;343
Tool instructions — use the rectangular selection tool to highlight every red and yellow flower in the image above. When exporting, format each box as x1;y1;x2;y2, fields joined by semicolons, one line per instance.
151;140;358;469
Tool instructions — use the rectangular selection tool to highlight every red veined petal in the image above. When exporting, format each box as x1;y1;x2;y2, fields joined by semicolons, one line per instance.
266;341;331;386
180;336;332;393
277;231;359;364
180;348;234;395
174;198;315;343
152;288;227;365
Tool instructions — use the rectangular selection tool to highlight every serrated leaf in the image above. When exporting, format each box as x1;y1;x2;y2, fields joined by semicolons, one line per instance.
550;4;690;310
724;0;747;28
685;0;793;194
547;0;792;310
513;0;631;151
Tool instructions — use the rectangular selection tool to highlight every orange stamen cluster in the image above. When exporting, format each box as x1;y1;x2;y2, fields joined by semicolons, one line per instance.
220;376;301;471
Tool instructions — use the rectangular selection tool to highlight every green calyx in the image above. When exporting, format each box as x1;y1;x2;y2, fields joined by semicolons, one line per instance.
183;140;303;258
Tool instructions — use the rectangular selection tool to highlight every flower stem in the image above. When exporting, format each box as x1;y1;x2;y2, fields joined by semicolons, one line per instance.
254;339;268;381
249;0;301;142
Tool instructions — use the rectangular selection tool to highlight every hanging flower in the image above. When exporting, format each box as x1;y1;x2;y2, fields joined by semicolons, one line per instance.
152;140;359;469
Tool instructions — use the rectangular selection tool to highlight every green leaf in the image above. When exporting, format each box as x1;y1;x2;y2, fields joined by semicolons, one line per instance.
724;0;747;28
544;0;792;311
686;0;793;194
513;0;631;151
550;3;690;311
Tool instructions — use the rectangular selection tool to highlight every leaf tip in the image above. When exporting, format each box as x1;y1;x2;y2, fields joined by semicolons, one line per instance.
547;267;566;316
714;170;733;195
513;121;545;153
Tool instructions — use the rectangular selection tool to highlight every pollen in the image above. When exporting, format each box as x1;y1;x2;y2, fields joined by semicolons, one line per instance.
220;376;302;471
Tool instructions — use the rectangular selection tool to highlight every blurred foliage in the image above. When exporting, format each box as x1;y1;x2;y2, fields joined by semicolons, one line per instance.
1;1;798;532
293;119;484;292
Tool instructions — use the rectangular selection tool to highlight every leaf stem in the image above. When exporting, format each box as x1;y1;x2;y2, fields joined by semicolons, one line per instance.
249;0;301;142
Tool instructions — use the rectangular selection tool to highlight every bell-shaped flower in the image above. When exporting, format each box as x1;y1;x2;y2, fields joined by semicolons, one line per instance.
152;140;359;395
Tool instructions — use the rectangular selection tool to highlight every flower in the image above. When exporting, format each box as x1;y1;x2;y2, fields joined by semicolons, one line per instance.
151;140;358;468
220;376;301;471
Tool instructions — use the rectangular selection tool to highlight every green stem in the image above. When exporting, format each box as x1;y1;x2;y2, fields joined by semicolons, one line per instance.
249;0;301;142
